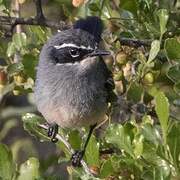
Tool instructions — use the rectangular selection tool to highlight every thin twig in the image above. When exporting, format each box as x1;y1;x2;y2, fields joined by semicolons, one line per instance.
38;124;93;176
0;0;70;36
117;37;152;47
13;0;21;63
0;16;69;36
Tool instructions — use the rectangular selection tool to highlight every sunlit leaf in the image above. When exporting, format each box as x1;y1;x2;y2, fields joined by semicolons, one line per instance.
22;113;49;142
142;143;171;179
28;26;48;44
85;135;99;166
141;123;161;146
17;157;40;180
148;40;160;63
105;124;135;158
6;42;16;57
157;9;169;36
7;62;24;75
133;135;144;158
155;92;169;144
13;32;27;50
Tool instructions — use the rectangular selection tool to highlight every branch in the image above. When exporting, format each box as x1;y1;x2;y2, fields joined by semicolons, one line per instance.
118;37;152;47
0;16;69;36
38;124;94;176
0;0;70;37
34;0;45;21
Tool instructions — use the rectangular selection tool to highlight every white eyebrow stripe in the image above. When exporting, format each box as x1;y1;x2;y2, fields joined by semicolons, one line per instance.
56;61;79;66
54;43;94;50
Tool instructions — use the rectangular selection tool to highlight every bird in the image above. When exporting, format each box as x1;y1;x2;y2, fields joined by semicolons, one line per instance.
34;16;115;166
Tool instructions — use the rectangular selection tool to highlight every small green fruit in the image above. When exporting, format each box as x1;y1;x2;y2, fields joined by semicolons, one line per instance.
115;52;127;65
143;72;154;85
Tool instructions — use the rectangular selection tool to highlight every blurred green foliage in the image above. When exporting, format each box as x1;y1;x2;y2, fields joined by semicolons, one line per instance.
0;0;180;179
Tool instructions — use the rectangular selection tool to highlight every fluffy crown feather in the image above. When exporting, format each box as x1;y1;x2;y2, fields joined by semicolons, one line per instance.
73;16;103;43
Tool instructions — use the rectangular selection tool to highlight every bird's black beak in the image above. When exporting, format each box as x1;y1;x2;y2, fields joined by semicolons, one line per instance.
89;49;111;57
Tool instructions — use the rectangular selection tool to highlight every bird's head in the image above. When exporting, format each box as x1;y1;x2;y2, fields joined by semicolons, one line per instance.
41;17;110;66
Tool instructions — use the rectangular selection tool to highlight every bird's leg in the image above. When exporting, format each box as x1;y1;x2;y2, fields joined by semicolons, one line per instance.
47;123;59;143
71;124;97;167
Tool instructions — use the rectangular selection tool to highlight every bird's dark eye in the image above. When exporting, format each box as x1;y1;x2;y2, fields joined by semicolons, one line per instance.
69;48;80;58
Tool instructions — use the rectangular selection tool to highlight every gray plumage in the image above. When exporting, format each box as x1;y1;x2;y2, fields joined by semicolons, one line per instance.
34;26;113;128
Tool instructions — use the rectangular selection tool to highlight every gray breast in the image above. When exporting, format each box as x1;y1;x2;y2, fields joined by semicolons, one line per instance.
34;57;108;128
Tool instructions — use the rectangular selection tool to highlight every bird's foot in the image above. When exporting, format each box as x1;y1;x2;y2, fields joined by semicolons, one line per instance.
47;124;58;143
71;150;84;167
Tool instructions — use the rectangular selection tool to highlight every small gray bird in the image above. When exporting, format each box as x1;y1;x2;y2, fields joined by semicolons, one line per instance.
34;16;114;166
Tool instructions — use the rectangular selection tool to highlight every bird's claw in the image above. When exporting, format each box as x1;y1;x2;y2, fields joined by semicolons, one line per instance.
47;124;58;143
71;150;84;167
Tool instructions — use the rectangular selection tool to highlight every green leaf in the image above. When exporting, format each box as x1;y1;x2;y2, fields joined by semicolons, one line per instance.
13;32;27;50
167;65;180;83
7;62;24;75
141;123;161;146
6;42;16;57
0;144;15;180
22;113;49;142
165;38;180;61
155;92;169;144
142;166;170;180
22;54;38;79
120;0;138;15
0;4;6;14
88;2;100;12
142;143;171;179
68;130;82;150
28;26;48;44
17;157;40;180
148;40;160;63
100;158;113;178
167;122;180;171
85;135;99;166
127;82;143;102
157;9;169;36
105;124;134;158
147;86;159;97
133;135;144;158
